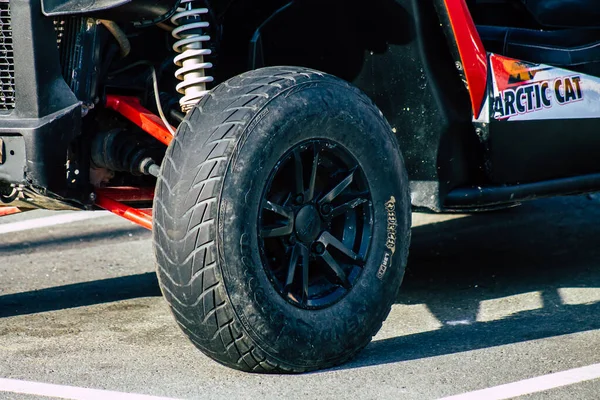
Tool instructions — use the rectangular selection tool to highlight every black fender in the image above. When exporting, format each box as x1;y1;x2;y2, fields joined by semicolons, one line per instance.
241;0;483;211
41;0;180;26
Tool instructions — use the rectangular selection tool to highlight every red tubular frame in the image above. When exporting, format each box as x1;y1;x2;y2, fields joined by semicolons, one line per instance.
0;207;21;217
99;95;174;230
95;193;153;230
443;0;488;119
95;187;155;202
105;94;175;146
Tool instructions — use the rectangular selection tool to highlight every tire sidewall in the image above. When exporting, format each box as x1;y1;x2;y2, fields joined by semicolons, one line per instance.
218;80;410;366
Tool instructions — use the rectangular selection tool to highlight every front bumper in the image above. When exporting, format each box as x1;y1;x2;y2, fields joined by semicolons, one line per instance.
0;0;81;193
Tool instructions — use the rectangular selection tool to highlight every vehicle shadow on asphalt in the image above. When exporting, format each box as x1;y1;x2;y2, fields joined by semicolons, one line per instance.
0;226;158;318
3;196;599;369
0;226;149;257
0;273;162;318
341;196;600;370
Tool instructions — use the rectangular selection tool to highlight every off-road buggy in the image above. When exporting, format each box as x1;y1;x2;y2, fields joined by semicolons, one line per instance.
2;0;599;373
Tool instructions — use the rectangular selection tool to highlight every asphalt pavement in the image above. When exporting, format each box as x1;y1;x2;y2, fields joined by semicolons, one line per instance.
1;195;599;399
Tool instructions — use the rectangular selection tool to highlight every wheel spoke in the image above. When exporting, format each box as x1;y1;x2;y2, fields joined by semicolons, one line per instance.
293;149;304;196
320;250;351;289
319;169;355;205
306;146;319;201
330;197;368;218
318;231;363;264
261;220;294;238
261;200;294;238
301;245;310;303
258;139;373;309
284;244;300;292
263;200;293;219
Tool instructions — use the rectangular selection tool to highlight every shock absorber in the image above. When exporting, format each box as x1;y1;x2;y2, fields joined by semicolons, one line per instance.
171;0;214;113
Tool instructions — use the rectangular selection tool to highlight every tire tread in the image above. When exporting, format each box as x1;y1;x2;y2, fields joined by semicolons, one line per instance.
154;67;403;373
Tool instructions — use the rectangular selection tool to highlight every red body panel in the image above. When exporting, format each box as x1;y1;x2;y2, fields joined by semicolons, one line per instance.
443;0;488;118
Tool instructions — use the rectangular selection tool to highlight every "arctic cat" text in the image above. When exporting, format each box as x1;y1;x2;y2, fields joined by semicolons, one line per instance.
493;76;582;119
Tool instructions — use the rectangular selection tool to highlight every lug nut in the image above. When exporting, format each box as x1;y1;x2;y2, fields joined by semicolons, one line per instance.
295;194;304;204
321;204;332;215
313;242;325;255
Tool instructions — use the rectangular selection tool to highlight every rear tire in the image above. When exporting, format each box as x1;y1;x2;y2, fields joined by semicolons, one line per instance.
153;67;411;373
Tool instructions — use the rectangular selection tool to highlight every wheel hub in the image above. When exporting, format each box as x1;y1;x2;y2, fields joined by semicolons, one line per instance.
258;139;373;309
295;205;322;243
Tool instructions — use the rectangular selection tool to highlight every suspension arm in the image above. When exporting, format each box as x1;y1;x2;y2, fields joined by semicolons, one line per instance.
95;187;155;202
101;96;169;230
105;95;174;146
0;207;21;217
95;192;153;230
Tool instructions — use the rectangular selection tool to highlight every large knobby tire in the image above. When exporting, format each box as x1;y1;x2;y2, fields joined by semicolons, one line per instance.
153;67;411;373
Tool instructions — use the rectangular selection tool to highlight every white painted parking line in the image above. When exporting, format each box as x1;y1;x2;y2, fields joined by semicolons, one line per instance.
0;211;111;235
438;363;600;400
0;378;181;400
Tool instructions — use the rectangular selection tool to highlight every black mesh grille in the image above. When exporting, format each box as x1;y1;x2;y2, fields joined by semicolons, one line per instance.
55;17;99;104
57;17;82;91
0;0;14;111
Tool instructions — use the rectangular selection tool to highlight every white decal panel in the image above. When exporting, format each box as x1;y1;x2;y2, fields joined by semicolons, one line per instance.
490;54;600;121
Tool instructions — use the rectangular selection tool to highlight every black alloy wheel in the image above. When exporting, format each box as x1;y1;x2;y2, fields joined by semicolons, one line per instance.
259;140;373;309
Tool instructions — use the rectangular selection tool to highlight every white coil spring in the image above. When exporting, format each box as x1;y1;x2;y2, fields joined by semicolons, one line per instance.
171;0;214;112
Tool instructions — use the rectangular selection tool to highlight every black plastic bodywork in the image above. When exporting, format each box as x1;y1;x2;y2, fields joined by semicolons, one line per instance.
59;18;103;107
484;116;600;185
0;0;82;196
42;0;179;26
245;0;482;211
446;171;600;208
353;0;485;211
244;0;600;211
